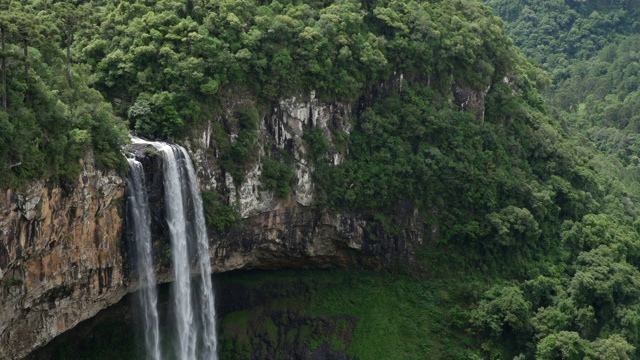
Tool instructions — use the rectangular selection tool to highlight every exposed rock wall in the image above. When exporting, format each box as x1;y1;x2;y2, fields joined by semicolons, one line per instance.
0;154;126;360
453;83;491;121
188;91;351;217
0;77;494;358
180;91;420;272
128;91;422;274
0;79;501;358
211;204;422;272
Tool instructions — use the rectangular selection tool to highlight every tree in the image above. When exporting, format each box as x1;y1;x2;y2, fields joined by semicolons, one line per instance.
0;0;16;112
10;4;44;102
486;206;541;247
536;331;590;360
471;285;532;338
54;1;87;87
131;92;184;140
591;334;635;360
570;246;640;301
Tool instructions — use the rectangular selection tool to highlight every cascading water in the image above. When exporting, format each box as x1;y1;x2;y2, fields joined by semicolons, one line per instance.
128;137;218;360
126;159;162;360
181;146;218;359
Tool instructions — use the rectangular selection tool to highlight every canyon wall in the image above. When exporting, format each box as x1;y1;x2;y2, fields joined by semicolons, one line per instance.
0;82;489;358
0;154;126;360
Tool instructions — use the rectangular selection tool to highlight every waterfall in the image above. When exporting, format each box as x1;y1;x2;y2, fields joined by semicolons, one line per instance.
181;146;218;359
126;159;162;360
161;144;197;359
128;137;218;360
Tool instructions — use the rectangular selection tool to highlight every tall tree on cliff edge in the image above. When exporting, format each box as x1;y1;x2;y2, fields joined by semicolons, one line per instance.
54;1;87;87
0;0;15;112
10;3;44;103
0;16;7;113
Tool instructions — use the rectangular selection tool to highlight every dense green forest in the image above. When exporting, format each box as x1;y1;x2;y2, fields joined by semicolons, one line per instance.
4;0;640;358
0;0;128;186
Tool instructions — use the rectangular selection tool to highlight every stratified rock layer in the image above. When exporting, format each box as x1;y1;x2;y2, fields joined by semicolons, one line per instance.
0;154;126;360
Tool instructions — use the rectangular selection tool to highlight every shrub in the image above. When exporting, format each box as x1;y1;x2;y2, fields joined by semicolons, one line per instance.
260;157;293;199
201;190;242;234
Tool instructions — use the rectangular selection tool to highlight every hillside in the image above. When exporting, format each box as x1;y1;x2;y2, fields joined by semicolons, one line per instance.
2;0;640;359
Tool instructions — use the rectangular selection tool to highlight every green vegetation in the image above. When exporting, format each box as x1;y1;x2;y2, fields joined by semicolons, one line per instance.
0;0;128;188
215;1;640;358
441;0;640;358
303;127;329;164
485;0;640;81
260;156;293;198
216;269;483;359
6;0;640;358
72;0;517;185
219;102;260;184
201;189;242;234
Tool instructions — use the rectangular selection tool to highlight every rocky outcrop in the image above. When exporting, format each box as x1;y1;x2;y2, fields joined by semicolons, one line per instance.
180;91;421;272
453;83;491;121
188;91;351;217
211;203;422;272
0;153;126;360
263;91;351;207
127;140;422;273
128;90;422;273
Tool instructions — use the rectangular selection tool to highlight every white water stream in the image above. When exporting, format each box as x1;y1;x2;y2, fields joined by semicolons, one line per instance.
128;137;218;360
126;159;162;360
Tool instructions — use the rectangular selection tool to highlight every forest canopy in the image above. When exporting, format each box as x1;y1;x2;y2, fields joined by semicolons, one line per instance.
0;0;518;187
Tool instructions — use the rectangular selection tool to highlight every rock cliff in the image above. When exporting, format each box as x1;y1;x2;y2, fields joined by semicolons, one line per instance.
0;82;492;358
0;153;126;360
183;91;421;273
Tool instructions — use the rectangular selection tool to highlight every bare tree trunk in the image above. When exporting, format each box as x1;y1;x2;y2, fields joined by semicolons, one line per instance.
1;27;6;112
65;30;71;86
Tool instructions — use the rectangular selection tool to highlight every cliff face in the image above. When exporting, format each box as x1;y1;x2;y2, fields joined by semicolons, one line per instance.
120;92;422;279
184;91;422;273
0;154;126;360
0;83;488;358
